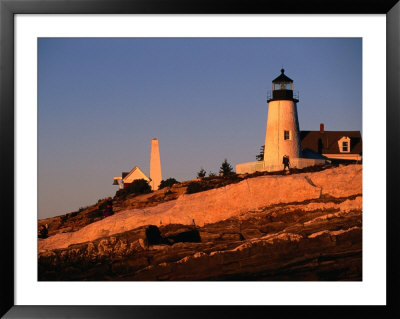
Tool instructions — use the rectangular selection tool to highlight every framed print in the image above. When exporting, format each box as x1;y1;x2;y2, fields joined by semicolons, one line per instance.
1;0;400;318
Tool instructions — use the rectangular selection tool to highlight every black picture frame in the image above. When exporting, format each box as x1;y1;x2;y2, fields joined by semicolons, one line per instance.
1;0;399;318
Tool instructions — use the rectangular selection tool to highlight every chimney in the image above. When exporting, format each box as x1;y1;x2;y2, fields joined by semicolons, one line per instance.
320;123;324;133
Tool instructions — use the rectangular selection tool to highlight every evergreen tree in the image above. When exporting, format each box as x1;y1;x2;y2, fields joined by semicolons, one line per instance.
256;145;265;161
219;159;234;176
197;167;207;178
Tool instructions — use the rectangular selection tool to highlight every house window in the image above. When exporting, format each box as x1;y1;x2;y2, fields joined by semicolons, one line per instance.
338;136;351;153
284;130;290;140
342;141;349;152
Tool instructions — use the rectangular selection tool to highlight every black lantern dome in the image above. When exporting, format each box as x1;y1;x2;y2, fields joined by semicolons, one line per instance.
267;69;299;102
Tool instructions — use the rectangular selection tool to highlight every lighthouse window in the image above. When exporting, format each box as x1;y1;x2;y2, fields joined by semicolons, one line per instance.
284;130;290;140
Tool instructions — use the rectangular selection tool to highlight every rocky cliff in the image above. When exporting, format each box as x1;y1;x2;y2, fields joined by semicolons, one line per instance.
38;164;362;281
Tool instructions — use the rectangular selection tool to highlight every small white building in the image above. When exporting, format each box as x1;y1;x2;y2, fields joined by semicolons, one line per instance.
113;166;150;189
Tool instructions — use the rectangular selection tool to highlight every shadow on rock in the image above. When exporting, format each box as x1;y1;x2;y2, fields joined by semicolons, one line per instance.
145;225;201;246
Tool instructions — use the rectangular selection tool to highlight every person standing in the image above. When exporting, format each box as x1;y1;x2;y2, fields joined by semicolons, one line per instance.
282;155;290;172
104;204;113;217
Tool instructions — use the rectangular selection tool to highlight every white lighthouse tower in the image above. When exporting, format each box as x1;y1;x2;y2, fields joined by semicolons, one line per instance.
263;69;302;171
235;69;327;174
149;138;162;190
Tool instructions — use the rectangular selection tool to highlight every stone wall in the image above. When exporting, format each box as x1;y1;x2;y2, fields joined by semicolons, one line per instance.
236;158;327;174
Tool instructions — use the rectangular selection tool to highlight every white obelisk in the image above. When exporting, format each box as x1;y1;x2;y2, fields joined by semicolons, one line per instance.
263;69;302;171
149;138;162;190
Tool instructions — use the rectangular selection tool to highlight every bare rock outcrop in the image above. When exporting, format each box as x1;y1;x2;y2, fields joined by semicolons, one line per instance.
38;165;362;281
39;165;361;251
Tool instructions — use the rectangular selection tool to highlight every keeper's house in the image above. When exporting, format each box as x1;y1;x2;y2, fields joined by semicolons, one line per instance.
301;123;362;163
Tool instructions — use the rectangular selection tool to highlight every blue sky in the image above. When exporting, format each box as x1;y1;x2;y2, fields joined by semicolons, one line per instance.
38;38;362;219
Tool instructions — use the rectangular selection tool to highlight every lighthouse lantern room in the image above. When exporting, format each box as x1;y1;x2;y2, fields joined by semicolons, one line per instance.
267;68;299;103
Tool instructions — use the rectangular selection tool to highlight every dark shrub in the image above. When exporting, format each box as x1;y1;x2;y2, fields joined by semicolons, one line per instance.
115;179;151;199
159;178;179;189
223;173;241;182
186;181;214;194
69;211;79;218
186;172;243;194
98;199;113;211
60;214;68;223
186;182;205;194
114;188;126;199
128;179;152;194
86;210;104;219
